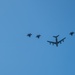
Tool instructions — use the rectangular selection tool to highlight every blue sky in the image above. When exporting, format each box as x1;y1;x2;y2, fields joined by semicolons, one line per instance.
0;0;75;75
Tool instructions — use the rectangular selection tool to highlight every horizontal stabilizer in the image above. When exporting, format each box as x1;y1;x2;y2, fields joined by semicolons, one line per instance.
53;35;59;38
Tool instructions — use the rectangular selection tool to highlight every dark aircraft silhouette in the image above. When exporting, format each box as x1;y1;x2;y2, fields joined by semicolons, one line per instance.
27;33;32;37
36;35;41;39
47;35;66;47
69;32;75;36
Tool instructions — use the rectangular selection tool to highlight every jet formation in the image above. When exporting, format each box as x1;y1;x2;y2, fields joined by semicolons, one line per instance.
26;31;74;47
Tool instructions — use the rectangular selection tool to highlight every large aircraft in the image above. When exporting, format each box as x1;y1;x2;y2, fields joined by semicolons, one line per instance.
47;35;66;47
69;32;75;36
36;35;41;39
27;33;32;37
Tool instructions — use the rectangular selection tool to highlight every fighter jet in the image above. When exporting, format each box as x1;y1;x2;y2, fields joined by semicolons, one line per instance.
47;35;66;47
27;33;32;37
69;32;75;36
36;35;41;39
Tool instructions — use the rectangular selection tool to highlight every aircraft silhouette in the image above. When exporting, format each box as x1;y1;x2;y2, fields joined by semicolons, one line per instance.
36;35;41;39
47;35;66;47
27;33;32;37
69;32;75;36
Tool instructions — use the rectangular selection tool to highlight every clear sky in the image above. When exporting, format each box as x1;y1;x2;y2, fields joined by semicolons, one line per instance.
0;0;75;75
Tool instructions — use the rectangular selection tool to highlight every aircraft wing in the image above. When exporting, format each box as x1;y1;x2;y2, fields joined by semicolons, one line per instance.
58;37;66;44
47;41;56;45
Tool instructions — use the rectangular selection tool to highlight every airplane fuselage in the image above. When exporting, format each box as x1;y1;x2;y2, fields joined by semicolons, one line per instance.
55;37;58;47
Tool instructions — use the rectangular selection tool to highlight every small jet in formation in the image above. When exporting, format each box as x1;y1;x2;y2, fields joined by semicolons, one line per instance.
69;32;75;36
47;35;66;47
27;33;32;37
36;35;41;39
